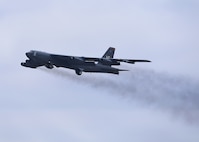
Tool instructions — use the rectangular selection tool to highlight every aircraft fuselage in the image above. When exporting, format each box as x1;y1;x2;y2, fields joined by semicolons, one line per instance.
21;47;151;75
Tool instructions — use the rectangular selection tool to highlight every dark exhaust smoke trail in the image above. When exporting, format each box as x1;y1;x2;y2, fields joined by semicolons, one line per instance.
39;67;199;123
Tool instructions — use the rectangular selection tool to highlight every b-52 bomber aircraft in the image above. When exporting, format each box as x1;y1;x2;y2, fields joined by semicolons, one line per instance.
21;47;151;75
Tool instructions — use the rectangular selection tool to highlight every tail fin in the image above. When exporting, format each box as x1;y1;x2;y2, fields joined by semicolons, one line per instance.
102;47;115;59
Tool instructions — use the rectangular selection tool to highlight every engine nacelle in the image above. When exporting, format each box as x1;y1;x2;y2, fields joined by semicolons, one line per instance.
21;62;37;68
109;62;120;65
70;56;84;62
99;58;120;66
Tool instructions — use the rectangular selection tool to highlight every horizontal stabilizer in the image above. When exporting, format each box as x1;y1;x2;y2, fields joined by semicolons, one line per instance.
121;59;151;64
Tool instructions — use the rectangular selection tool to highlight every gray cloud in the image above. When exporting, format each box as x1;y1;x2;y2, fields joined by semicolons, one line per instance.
40;67;199;123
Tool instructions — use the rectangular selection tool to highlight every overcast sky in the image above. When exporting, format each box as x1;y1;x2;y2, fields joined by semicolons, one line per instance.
0;0;199;142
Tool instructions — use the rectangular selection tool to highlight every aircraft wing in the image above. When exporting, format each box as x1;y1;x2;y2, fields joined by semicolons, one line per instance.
51;54;151;63
113;59;151;64
81;57;99;62
50;55;151;67
83;57;151;64
51;56;97;62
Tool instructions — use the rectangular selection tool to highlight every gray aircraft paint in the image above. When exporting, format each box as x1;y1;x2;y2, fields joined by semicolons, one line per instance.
21;48;151;75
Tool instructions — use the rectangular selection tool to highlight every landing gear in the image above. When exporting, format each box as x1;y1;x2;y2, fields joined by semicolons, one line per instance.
75;69;82;75
45;63;54;69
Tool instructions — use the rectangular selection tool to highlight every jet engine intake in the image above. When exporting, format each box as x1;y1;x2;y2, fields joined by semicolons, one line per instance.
21;62;37;68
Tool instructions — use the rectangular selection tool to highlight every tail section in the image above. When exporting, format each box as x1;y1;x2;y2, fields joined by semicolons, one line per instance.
102;47;115;59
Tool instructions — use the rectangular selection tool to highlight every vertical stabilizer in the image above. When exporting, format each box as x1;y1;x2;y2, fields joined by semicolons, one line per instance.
102;47;115;59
